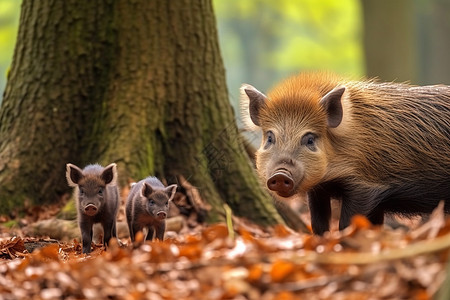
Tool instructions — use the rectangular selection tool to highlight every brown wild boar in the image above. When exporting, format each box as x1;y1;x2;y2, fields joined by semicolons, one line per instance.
241;72;450;235
126;177;177;242
66;163;119;253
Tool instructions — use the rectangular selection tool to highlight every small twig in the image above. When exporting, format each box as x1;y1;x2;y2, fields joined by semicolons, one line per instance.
290;230;450;265
177;175;211;213
223;203;234;240
271;274;352;292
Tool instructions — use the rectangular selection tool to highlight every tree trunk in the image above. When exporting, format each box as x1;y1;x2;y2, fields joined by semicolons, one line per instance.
0;0;117;213
362;0;418;83
0;0;282;226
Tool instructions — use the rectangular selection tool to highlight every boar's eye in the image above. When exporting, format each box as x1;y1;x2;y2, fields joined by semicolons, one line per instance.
98;188;103;196
301;133;317;151
264;131;275;149
79;187;85;196
149;199;155;205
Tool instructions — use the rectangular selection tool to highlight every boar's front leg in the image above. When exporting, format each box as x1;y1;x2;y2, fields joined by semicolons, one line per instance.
79;219;94;254
308;187;332;235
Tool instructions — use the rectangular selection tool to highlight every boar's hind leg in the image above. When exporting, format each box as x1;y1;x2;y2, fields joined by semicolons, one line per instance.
367;207;385;225
307;187;332;235
339;188;384;230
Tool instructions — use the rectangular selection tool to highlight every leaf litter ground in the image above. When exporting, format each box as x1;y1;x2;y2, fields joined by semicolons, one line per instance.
1;199;450;299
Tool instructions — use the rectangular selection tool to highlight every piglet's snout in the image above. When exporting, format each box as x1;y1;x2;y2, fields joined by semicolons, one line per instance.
156;211;167;219
84;204;98;216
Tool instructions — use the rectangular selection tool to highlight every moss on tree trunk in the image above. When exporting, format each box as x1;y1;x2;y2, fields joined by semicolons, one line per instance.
0;0;282;226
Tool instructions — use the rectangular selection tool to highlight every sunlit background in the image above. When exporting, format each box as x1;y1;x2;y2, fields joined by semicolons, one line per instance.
2;0;450;110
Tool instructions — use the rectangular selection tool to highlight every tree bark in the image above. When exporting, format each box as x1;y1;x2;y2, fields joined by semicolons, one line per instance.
0;0;282;226
0;0;117;213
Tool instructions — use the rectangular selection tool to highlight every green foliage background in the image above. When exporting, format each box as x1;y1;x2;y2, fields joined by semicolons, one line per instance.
213;0;364;109
0;0;20;104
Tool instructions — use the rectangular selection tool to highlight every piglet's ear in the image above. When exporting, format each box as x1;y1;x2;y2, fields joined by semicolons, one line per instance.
101;163;118;185
240;84;267;128
142;183;154;198
319;86;345;128
165;184;178;200
66;163;83;187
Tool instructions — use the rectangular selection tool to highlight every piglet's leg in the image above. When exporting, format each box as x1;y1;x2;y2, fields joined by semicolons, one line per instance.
132;223;143;242
102;220;116;248
111;220;117;238
80;220;94;254
146;227;155;241
154;221;166;241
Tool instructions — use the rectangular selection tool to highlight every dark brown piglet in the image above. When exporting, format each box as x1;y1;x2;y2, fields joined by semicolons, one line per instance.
126;177;177;242
66;163;119;253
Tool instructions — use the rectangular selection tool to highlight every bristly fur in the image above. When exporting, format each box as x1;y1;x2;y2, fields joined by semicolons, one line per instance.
256;72;450;184
243;71;450;234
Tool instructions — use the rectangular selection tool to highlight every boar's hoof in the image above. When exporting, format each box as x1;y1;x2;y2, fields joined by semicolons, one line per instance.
84;204;98;216
267;171;295;197
157;211;167;219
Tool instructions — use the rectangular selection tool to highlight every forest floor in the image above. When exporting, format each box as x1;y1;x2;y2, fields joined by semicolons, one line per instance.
1;186;450;300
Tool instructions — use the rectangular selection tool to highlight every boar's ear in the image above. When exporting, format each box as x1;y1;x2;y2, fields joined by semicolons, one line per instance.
141;183;154;198
319;86;345;128
240;84;267;128
66;163;84;187
101;163;118;185
165;184;178;200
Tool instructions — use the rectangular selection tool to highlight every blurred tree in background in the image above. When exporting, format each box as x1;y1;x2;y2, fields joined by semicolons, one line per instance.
362;0;450;85
214;0;363;109
362;0;417;83
415;0;450;84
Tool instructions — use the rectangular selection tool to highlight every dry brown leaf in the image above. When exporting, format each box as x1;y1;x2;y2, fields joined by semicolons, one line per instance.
0;237;27;259
270;260;295;283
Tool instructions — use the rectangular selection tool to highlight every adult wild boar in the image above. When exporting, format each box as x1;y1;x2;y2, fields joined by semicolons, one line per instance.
241;72;450;234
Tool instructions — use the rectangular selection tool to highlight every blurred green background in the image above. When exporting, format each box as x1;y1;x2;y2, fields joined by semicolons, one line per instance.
1;0;450;109
0;0;20;103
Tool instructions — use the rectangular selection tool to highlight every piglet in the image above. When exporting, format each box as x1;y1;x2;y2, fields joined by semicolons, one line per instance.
126;177;177;242
66;163;119;254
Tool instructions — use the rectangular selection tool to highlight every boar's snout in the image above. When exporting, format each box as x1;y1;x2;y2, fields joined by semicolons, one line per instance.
84;204;98;216
267;170;295;197
156;211;167;219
